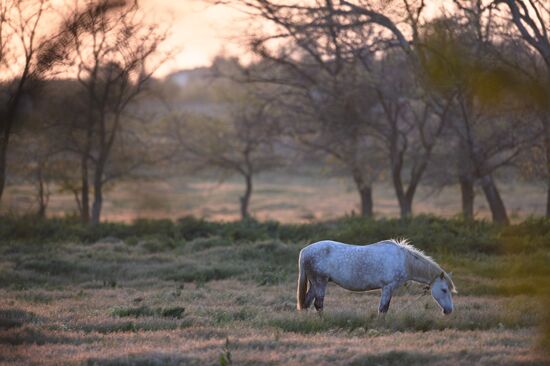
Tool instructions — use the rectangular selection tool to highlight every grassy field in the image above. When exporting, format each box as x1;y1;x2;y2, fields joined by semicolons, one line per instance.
0;217;549;365
2;173;547;222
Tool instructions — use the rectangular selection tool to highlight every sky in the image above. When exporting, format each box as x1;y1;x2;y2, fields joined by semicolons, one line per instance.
140;0;250;77
139;0;451;78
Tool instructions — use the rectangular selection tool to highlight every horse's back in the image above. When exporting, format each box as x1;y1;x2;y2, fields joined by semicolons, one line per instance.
301;240;402;259
300;240;407;291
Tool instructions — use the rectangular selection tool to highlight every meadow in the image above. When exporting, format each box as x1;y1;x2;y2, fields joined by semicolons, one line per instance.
2;173;547;223
0;216;549;365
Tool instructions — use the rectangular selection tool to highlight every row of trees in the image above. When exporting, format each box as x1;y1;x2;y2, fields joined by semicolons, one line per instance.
2;0;549;224
1;0;166;224
195;0;549;224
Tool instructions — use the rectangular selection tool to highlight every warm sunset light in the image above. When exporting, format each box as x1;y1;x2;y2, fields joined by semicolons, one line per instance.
1;1;549;365
140;0;249;76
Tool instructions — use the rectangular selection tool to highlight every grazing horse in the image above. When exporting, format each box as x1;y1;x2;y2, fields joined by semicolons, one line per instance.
297;239;457;315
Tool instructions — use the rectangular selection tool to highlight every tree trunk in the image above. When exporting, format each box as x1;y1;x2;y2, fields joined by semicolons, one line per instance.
240;173;253;220
359;185;374;218
0;65;30;204
37;165;47;218
393;181;413;219
390;154;410;219
80;155;90;223
399;195;413;219
543;115;550;218
0;104;16;202
91;162;104;225
480;174;509;225
391;164;416;219
351;170;373;217
0;134;9;203
389;147;427;219
91;189;102;225
459;175;475;220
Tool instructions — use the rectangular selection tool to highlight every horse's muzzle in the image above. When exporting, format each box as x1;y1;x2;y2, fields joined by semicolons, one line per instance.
443;308;453;315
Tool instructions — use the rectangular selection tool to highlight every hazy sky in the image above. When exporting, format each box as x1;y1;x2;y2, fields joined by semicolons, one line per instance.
140;0;450;77
141;0;249;77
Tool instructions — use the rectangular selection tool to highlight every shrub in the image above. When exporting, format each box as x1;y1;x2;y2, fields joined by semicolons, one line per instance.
21;258;90;276
163;264;243;283
186;236;230;251
1;214;548;255
176;216;218;240
110;306;185;319
0;309;39;329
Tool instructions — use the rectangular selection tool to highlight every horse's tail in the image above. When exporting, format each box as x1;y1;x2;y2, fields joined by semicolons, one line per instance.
297;250;307;310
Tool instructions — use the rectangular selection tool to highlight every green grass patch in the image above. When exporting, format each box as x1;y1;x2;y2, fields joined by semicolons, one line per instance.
110;306;186;319
350;351;446;366
2;214;549;255
76;319;182;334
84;353;200;366
0;326;97;345
266;301;538;334
0;309;39;330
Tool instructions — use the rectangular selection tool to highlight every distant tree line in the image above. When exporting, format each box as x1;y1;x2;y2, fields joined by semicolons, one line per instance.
0;0;166;225
204;0;550;224
2;0;549;224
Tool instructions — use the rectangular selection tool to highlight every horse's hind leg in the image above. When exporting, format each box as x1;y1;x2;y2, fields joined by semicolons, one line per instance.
304;283;315;309
313;278;328;316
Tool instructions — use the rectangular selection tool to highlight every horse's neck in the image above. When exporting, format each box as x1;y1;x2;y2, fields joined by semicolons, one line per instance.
405;252;440;285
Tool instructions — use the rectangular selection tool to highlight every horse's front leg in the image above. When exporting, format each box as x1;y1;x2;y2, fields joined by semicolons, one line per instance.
378;285;394;317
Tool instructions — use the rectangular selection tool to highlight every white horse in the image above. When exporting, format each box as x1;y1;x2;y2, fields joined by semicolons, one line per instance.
297;239;457;315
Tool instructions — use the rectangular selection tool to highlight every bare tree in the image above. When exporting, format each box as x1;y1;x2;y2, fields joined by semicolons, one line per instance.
365;50;450;218
420;4;540;224
218;0;386;217
65;0;166;224
172;90;282;220
275;60;384;217
491;0;550;217
9;131;54;217
222;0;542;221
238;0;451;218
0;0;64;203
0;0;132;207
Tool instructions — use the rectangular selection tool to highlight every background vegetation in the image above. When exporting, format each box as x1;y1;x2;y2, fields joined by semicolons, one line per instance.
1;0;550;364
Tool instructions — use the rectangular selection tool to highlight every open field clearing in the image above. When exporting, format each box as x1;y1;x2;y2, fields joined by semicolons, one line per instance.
1;227;549;366
2;0;550;364
2;175;547;223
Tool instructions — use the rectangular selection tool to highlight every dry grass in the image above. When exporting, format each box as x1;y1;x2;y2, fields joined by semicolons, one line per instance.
0;239;548;365
0;281;546;366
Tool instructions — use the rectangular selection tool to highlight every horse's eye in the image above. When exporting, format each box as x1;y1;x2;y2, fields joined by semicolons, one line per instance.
442;289;447;294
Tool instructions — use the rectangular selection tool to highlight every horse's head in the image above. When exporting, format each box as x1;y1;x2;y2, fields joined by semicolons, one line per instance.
431;272;456;315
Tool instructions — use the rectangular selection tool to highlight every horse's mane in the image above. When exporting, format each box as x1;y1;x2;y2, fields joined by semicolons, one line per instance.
388;238;457;293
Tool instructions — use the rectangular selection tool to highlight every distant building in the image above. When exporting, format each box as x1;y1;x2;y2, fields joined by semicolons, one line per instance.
165;67;211;88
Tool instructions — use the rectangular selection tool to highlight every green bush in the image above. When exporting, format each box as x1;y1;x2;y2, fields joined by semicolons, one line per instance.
21;258;90;276
186;236;230;251
163;264;243;283
110;306;185;319
0;309;39;329
176;216;218;240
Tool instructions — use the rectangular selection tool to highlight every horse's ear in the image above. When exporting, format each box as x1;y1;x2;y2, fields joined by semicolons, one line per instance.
439;272;445;280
